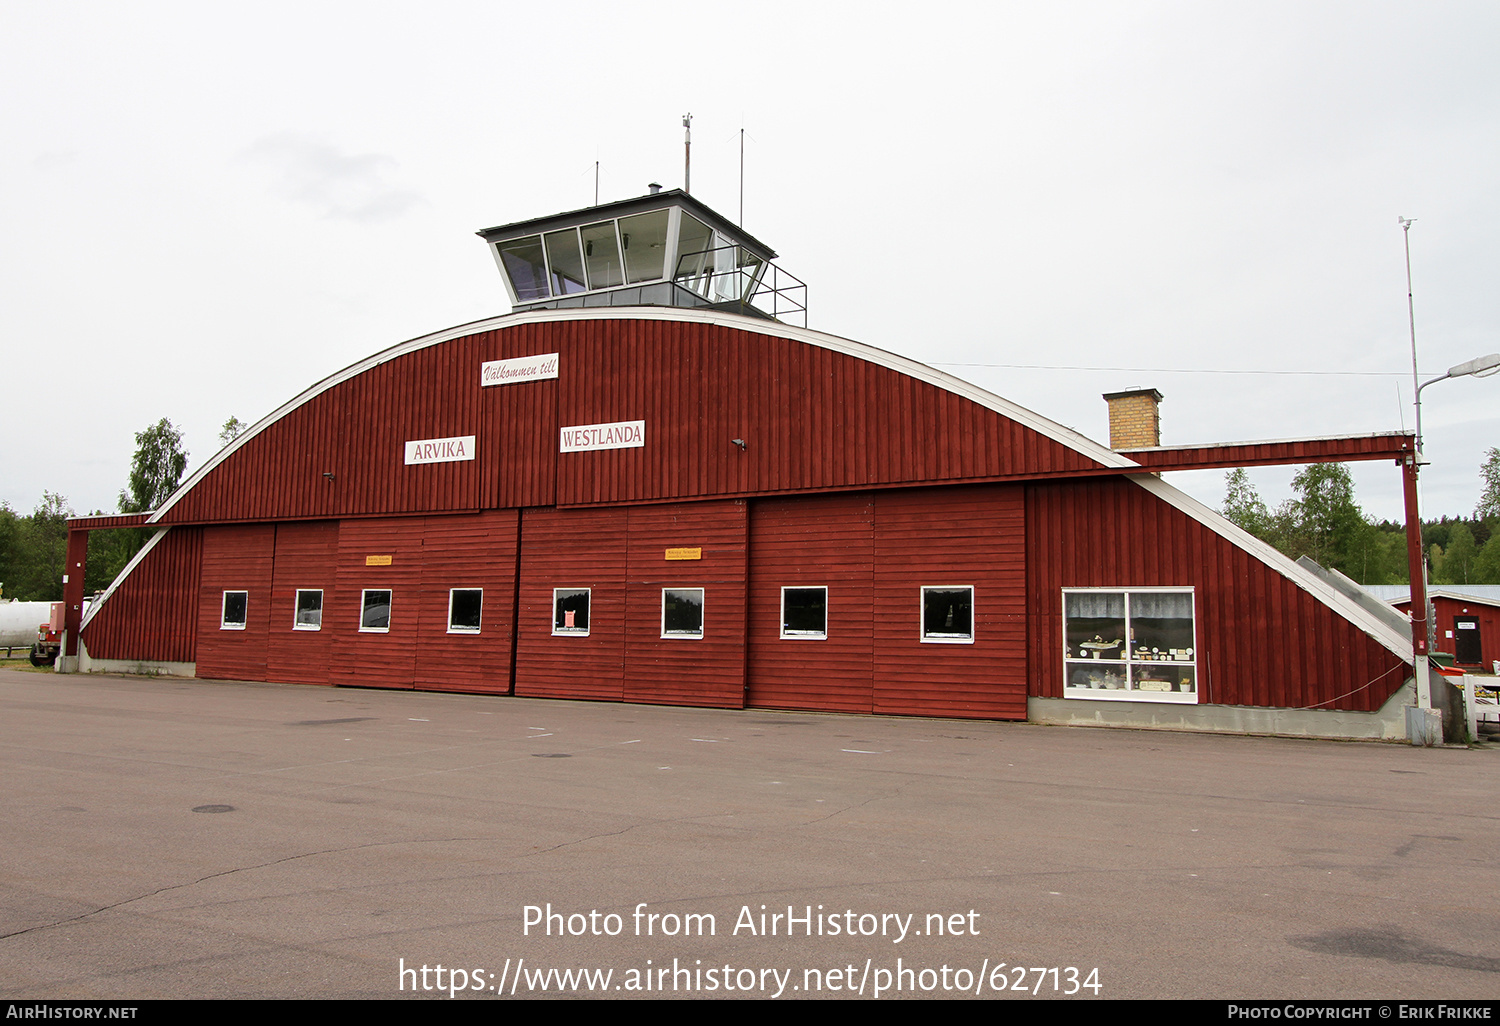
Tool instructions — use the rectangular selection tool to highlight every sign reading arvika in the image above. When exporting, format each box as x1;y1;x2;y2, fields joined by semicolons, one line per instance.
560;420;646;453
404;435;476;465
481;353;559;387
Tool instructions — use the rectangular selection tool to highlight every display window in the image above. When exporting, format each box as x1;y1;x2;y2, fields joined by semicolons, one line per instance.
921;586;974;643
221;591;248;630
1063;588;1197;703
780;586;828;639
448;589;483;634
553;588;591;636
293;589;323;631
662;588;705;639
360;589;392;633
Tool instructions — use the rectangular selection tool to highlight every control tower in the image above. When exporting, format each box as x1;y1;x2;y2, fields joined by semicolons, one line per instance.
478;187;806;324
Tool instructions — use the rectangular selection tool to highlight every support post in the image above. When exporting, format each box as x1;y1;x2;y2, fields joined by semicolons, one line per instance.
1402;453;1430;708
62;527;90;665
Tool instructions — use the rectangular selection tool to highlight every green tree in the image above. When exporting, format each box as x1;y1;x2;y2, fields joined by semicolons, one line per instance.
218;416;247;447
0;501;18;599
1477;447;1500;522
119;418;188;514
10;492;73;601
1222;469;1273;538
1282;463;1371;574
1472;533;1500;584
1434;522;1479;585
85;522;139;594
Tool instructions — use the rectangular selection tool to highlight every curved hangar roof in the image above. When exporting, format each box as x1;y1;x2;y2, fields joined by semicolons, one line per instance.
135;306;1408;663
151;306;1138;524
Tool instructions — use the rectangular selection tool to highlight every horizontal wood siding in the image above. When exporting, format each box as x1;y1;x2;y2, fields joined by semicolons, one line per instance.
413;510;519;694
1025;478;1409;711
81;527;202;663
623;500;747;708
329;517;422;688
747;494;875;713
871;486;1028;719
515;506;628;701
195;524;276;680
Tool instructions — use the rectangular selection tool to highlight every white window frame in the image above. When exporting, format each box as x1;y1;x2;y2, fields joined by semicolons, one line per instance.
552;588;591;637
920;585;975;644
220;590;248;631
661;587;705;640
447;588;483;635
360;588;392;633
779;586;828;640
1062;587;1198;704
293;589;323;631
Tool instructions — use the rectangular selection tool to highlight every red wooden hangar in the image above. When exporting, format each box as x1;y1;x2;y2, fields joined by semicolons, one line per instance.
63;189;1424;739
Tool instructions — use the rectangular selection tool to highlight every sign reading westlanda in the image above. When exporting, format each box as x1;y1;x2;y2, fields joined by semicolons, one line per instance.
560;420;645;453
481;353;559;387
404;435;476;465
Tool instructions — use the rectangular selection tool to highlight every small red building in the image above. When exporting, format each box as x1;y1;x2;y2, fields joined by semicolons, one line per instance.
65;191;1416;738
1390;589;1499;672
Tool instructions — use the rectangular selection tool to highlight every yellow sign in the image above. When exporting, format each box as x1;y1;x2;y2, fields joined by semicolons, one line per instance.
665;547;702;561
365;555;393;566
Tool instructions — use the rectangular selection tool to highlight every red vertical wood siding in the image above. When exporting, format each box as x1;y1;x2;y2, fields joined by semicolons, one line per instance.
514;506;628;701
195;524;276;680
622;500;748;708
1438;597;1498;670
158;316;1108;528
80;527;202;663
412;510;519;694
159;328;558;524
1394;595;1500;671
329;517;422;689
870;485;1029;720
747;493;876;714
1025;478;1409;711
266;521;339;685
552;321;1107;507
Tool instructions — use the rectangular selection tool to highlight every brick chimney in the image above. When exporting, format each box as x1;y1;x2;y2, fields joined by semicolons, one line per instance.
1103;388;1163;450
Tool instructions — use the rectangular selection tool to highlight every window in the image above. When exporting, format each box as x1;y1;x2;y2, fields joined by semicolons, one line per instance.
294;589;322;631
448;589;483;634
360;589;392;633
661;588;704;639
1063;589;1197;703
780;587;828;639
221;591;248;630
553;588;591;636
498;236;549;301
921;586;974;643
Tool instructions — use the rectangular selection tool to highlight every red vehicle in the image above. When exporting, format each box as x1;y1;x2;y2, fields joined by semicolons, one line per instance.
29;602;65;666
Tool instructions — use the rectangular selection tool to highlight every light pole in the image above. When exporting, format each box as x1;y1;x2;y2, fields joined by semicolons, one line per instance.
1397;217;1500;725
1415;353;1500;457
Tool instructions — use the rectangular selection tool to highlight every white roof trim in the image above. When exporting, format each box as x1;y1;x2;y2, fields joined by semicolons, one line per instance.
138;306;1406;666
1133;474;1414;662
1391;588;1500;610
149;307;1137;523
80;527;171;631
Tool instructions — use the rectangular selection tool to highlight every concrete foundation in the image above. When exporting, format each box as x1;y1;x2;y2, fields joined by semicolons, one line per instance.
68;639;195;679
1029;677;1416;741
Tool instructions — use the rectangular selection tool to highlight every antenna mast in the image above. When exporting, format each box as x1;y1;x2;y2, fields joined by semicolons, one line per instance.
1400;216;1420;451
682;113;692;194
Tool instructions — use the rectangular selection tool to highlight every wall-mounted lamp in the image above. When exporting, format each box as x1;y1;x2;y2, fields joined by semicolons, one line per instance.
323;471;336;482
731;438;747;452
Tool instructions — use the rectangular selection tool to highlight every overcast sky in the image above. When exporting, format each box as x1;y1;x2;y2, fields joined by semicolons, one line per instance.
3;1;1496;525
